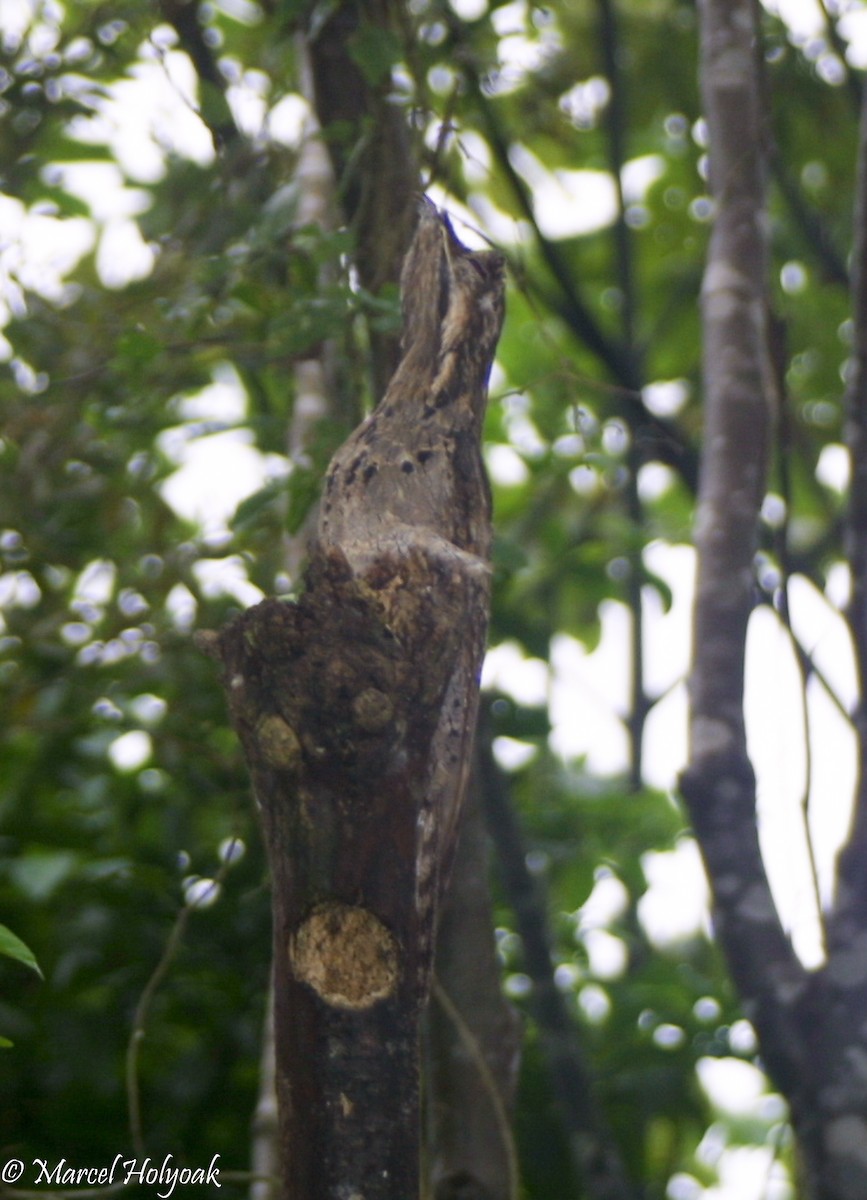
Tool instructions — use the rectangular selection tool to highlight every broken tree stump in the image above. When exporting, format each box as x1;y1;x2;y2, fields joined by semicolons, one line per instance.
208;199;506;1199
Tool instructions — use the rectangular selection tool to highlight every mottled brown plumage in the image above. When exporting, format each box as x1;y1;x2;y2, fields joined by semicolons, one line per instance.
317;197;505;570
316;196;506;938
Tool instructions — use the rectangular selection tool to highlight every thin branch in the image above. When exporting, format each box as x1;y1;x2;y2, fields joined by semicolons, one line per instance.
597;0;637;361
770;154;849;287
477;713;639;1200
434;1;628;379
430;978;521;1200
766;316;827;952
249;980;279;1200
462;61;627;381
755;587;855;729
126;902;195;1158
157;0;240;152
769;583;827;952
755;0;850;286
816;0;863;115
439;10;701;492
597;0;649;788
125;854;237;1157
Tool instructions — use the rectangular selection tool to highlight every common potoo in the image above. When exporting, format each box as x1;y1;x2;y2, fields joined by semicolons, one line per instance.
318;197;505;566
317;197;506;947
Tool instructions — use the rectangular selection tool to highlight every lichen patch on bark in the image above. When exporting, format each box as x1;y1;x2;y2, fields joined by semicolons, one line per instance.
256;714;303;772
290;901;400;1009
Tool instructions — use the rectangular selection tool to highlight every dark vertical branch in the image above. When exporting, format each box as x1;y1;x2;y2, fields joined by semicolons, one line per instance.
838;70;867;923
434;4;628;379
159;0;240;152
597;0;636;357
816;0;863;115
427;782;523;1200
623;478;647;792
597;0;647;788
477;718;638;1200
773;580;825;953
437;11;699;490
770;156;849;287
681;0;807;1094
456;51;628;382
756;0;849;285
305;0;419;391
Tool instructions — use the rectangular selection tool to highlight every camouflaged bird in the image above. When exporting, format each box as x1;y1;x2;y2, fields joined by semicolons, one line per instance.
316;196;506;937
318;197;505;570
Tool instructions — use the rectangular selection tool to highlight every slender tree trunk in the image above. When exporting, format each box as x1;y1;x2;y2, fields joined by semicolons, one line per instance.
684;4;867;1197
682;0;807;1135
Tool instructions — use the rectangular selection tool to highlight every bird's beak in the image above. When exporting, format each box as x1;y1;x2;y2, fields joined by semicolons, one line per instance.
439;211;467;268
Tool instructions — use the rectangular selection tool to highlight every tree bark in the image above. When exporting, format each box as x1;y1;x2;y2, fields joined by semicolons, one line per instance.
684;0;806;1107
477;717;638;1200
685;4;867;1197
305;0;419;394
208;203;505;1199
427;779;523;1200
683;0;801;1068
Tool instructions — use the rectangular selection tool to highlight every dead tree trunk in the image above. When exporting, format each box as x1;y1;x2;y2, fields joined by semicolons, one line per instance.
208;201;505;1200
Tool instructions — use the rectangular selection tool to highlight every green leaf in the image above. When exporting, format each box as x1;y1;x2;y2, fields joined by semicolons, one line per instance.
0;924;43;979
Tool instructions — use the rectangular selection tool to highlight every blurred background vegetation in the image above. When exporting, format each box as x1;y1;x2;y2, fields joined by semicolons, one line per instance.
0;0;859;1195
